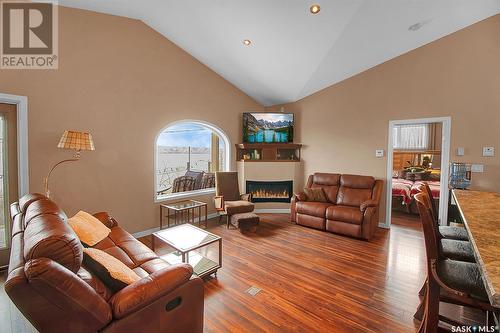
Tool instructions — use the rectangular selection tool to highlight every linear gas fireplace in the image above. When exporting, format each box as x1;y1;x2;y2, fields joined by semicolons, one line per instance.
246;180;293;203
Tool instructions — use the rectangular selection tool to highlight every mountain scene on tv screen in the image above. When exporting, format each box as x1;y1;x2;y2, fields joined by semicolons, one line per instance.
243;113;293;143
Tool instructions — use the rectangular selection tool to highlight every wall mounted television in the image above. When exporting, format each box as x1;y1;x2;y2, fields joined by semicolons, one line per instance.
243;113;294;143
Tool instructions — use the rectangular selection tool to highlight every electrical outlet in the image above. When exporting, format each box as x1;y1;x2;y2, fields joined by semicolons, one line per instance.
471;164;484;173
375;149;384;158
456;147;465;156
483;147;494;157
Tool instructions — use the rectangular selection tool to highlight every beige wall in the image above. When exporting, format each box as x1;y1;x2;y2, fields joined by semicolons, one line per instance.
280;14;500;224
0;7;262;233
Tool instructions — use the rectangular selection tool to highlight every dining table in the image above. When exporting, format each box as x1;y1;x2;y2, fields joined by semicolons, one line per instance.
452;189;500;317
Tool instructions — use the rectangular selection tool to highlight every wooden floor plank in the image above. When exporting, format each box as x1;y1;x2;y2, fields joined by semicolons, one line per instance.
0;212;484;332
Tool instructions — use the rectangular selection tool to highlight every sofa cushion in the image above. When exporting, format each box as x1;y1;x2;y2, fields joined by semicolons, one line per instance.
340;174;375;189
296;202;332;218
224;200;254;215
326;206;363;225
326;220;362;238
77;267;113;301
311;173;341;203
296;213;326;230
336;175;375;207
24;214;83;274
93;226;158;268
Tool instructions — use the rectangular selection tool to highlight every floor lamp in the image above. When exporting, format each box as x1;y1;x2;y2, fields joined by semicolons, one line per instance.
44;130;95;198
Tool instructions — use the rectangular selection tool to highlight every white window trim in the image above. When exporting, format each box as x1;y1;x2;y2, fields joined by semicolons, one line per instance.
154;119;230;203
0;93;29;197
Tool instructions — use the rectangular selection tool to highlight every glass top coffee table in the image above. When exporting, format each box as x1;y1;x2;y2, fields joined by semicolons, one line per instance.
153;223;222;278
160;200;208;229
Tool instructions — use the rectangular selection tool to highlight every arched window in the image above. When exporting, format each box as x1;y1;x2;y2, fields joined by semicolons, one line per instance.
155;121;229;200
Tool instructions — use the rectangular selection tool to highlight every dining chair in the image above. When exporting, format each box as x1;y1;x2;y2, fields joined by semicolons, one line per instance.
419;182;468;241
414;192;496;333
414;185;476;320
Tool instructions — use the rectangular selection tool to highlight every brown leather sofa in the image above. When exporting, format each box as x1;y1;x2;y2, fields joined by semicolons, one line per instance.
5;194;204;333
291;173;383;240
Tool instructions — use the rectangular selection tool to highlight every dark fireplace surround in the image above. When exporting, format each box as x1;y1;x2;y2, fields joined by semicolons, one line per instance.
246;180;293;203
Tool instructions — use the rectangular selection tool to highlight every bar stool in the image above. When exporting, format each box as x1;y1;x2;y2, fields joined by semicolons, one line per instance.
414;185;476;320
415;192;496;333
420;183;468;241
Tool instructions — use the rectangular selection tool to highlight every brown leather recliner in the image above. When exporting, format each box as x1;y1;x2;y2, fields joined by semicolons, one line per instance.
214;171;254;228
5;194;204;333
291;173;383;240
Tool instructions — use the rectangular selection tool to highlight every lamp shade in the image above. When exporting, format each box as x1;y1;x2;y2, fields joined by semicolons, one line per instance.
57;130;95;151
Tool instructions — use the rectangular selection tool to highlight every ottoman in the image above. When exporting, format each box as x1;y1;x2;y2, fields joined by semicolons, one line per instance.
230;212;259;232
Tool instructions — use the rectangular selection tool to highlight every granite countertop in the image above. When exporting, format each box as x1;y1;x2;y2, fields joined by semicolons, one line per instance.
453;189;500;307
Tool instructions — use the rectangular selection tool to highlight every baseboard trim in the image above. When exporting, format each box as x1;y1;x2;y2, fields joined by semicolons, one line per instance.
132;212;220;238
132;210;290;238
255;209;291;213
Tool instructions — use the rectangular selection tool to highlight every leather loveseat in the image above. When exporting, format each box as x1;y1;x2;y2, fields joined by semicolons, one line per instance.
5;194;204;333
291;173;383;240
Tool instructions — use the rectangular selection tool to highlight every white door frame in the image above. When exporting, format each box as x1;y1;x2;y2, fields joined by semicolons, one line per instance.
0;93;29;197
384;116;451;227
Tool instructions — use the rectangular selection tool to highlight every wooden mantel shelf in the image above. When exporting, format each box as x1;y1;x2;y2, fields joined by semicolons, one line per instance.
235;143;302;162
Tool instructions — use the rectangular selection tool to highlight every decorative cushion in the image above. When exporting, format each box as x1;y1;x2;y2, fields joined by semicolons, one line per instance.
68;211;111;246
304;187;328;203
83;248;141;292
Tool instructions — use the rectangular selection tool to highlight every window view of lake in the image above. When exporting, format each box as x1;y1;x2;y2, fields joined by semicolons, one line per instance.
156;123;225;196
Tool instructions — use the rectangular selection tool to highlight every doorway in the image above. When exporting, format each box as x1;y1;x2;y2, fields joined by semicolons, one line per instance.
385;117;451;227
0;104;18;266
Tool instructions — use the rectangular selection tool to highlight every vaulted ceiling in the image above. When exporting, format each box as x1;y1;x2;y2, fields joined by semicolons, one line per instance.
58;0;500;106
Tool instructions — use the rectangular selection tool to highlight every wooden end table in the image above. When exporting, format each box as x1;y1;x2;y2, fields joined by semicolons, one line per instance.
160;200;207;229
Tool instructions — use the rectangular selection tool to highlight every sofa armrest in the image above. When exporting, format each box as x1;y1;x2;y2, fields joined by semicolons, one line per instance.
360;200;378;212
14;258;113;331
110;264;193;319
214;196;225;211
240;193;252;202
361;207;379;240
92;212;118;228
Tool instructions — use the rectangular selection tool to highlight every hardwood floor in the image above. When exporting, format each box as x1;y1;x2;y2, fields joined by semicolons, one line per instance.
0;212;483;332
145;213;426;333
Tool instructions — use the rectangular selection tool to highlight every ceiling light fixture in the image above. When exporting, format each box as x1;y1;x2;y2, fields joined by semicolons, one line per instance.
243;39;252;46
310;4;321;14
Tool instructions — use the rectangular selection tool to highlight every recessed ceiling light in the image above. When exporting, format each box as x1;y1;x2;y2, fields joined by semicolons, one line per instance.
243;39;252;46
310;4;321;14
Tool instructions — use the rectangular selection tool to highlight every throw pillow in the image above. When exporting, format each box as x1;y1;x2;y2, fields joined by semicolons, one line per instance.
68;211;111;246
303;187;328;202
83;248;141;292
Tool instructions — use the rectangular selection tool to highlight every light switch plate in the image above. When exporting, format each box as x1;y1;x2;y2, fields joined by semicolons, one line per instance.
483;147;494;157
456;147;465;156
471;164;484;173
375;149;384;157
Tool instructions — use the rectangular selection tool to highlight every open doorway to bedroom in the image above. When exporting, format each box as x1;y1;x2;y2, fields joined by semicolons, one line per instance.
385;117;451;228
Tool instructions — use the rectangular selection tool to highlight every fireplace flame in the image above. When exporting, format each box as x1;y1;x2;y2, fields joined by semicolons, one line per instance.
250;188;290;199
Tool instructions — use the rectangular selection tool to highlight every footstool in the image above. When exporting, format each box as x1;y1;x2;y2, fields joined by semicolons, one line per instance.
230;212;259;232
